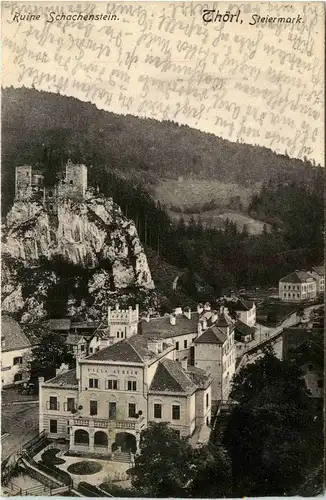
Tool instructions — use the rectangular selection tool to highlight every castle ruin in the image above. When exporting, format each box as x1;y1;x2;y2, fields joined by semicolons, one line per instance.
15;160;88;210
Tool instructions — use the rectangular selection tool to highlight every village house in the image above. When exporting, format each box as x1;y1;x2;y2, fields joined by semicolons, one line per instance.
38;334;212;457
1;314;33;387
279;270;317;302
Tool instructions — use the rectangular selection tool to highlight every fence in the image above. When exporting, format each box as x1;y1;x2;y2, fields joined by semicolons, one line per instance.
7;480;70;497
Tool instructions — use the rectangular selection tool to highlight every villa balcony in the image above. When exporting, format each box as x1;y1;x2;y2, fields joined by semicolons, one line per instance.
72;417;145;432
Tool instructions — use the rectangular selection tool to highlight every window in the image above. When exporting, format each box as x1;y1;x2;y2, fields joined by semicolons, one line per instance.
69;180;73;184
49;190;53;198
90;400;98;416
206;393;209;408
154;403;162;419
67;398;75;411
127;380;137;391
128;403;137;418
89;378;99;389
106;379;118;390
117;332;120;338
172;405;180;420
109;402;116;420
89;347;93;353
50;420;57;433
13;357;22;365
80;344;85;352
49;396;58;411
184;340;188;349
121;331;124;338
176;342;179;351
14;373;22;382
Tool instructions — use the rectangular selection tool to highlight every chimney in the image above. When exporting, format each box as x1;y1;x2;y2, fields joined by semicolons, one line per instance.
38;376;44;386
147;339;159;354
181;358;188;371
129;306;132;322
212;310;218;323
115;303;119;310
142;311;150;323
197;303;204;314
184;307;191;320
219;305;224;315
170;314;176;326
175;306;183;315
202;317;207;330
197;322;202;335
56;363;69;376
135;304;139;321
204;302;211;311
108;306;111;325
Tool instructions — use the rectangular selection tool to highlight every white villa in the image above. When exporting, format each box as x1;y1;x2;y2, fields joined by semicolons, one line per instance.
1;314;32;387
279;270;317;302
38;302;237;456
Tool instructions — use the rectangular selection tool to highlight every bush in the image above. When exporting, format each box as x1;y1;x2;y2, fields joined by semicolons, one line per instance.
36;460;72;486
100;480;136;497
78;481;107;497
67;461;102;475
41;448;65;465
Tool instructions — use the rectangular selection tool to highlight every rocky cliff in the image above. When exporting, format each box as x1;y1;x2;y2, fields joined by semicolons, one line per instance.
2;189;155;322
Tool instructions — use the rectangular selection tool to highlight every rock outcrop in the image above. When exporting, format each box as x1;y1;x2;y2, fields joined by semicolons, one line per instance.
2;189;155;322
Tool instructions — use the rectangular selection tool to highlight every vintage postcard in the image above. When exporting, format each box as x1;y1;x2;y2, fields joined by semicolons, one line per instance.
1;1;324;497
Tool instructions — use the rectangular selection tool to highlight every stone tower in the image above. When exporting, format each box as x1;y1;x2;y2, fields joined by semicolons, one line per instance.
15;166;33;200
107;304;140;342
57;160;87;200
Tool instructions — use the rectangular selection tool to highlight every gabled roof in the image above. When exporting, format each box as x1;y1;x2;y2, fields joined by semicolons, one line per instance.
215;311;234;328
48;319;71;331
66;334;86;345
149;358;197;394
139;312;200;338
44;368;78;387
280;271;314;283
235;320;255;337
194;325;227;344
85;335;158;363
1;314;31;352
232;299;254;311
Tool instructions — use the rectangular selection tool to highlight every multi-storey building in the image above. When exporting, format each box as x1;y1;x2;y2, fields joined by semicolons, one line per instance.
1;314;33;387
39;335;212;455
279;271;317;302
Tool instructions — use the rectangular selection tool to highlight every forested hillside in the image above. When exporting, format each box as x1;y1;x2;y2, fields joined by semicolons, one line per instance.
1;87;322;214
1;87;323;298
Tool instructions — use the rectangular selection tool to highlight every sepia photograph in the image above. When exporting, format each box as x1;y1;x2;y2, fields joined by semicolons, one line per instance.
1;1;324;497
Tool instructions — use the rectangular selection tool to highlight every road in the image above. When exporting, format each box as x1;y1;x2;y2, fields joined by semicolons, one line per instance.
239;303;322;367
244;303;323;353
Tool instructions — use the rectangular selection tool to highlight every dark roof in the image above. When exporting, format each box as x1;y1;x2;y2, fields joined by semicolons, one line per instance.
85;335;159;363
66;334;86;345
71;321;100;330
280;271;314;283
235;320;255;337
231;299;255;311
45;369;78;387
215;312;234;328
48;319;71;331
139;312;200;338
149;358;197;394
186;366;212;389
1;314;31;352
194;326;227;344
